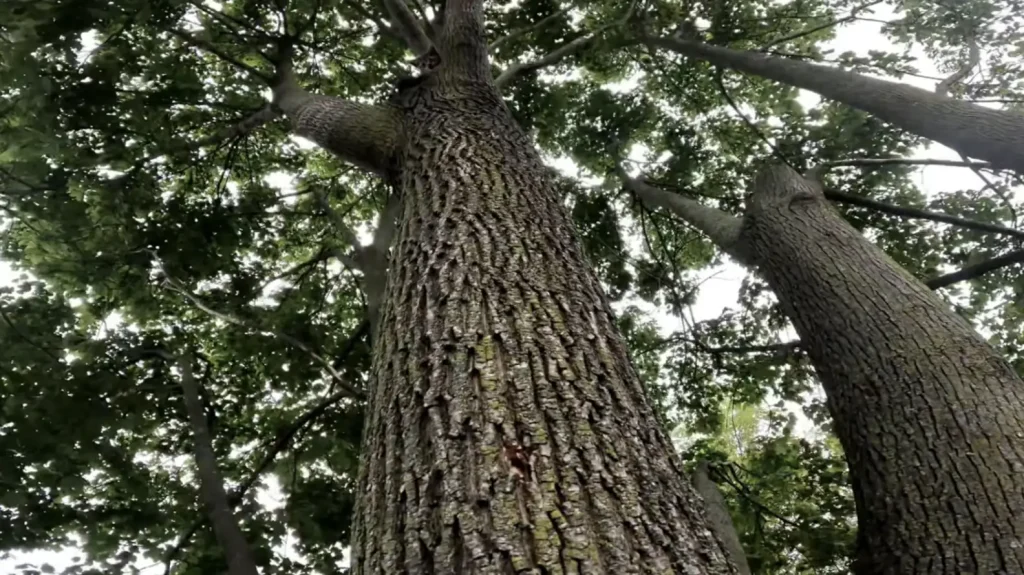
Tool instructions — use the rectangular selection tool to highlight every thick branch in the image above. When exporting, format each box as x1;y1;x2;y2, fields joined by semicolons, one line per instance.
822;188;1024;240
164;277;364;400
489;8;568;52
271;60;401;175
692;461;752;575
176;352;260;575
649;35;1024;173
926;248;1024;289
382;0;434;57
617;167;747;263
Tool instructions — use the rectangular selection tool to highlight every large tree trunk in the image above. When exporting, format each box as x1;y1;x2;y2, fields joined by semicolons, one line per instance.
347;75;737;573
740;165;1024;573
650;36;1024;173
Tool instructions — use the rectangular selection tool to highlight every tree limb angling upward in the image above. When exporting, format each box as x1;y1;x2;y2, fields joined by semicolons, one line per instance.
821;188;1024;240
271;46;402;175
692;461;752;575
162;275;365;400
759;0;884;51
926;248;1024;289
822;157;992;170
489;8;568;52
166;27;272;83
381;0;434;58
648;35;1024;173
935;34;980;97
615;162;748;264
176;352;260;575
495;2;636;89
161;320;366;575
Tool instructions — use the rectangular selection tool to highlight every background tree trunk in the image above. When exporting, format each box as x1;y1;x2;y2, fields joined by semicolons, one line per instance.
741;165;1024;573
348;78;737;574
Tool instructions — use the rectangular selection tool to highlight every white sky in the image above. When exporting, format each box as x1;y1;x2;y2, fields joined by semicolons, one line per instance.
0;3;1003;573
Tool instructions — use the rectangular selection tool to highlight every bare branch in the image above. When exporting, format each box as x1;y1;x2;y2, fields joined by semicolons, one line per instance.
162;321;367;575
362;193;402;336
616;162;748;263
822;188;1024;240
163;277;365;400
926;248;1024;289
166;27;272;83
174;352;260;575
822;157;992;170
495;3;636;89
935;34;980;97
692;461;752;575
382;0;434;57
489;8;568;52
314;189;363;255
759;0;884;51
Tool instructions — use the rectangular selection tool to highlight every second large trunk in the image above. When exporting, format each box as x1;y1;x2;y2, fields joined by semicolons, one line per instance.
742;165;1024;573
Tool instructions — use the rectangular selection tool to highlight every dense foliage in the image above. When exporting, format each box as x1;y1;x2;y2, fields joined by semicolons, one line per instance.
2;0;1022;573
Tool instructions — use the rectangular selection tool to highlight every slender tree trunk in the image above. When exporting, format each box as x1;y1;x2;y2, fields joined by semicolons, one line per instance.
740;165;1024;573
348;76;737;573
650;36;1024;173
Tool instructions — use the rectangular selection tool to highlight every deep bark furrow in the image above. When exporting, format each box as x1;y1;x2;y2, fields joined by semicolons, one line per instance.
742;166;1024;573
350;80;735;573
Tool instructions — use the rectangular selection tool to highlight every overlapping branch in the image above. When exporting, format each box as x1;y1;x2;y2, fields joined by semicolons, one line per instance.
495;2;636;89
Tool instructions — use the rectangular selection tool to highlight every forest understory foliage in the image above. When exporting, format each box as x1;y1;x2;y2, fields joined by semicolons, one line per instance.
2;0;1024;573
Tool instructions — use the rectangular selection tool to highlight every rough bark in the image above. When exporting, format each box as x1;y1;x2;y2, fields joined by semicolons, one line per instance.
348;61;736;575
740;164;1024;573
650;36;1024;173
272;68;402;176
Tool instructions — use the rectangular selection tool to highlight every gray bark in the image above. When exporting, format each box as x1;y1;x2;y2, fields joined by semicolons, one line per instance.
740;165;1024;573
177;353;260;575
692;462;751;575
651;36;1024;173
346;31;737;575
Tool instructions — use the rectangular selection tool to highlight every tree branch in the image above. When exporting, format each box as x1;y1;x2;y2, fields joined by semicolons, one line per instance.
935;34;980;97
759;0;884;51
489;8;568;52
163;276;365;400
174;352;260;575
270;47;402;175
382;0;434;57
616;164;748;263
692;461;752;575
495;3;636;89
649;35;1024;173
822;188;1024;240
162;321;366;575
361;192;402;336
926;248;1024;289
822;157;992;170
166;27;272;83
